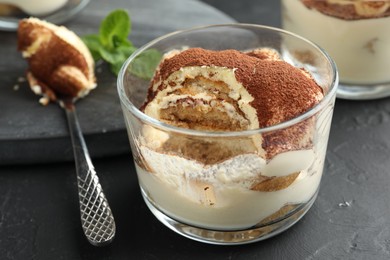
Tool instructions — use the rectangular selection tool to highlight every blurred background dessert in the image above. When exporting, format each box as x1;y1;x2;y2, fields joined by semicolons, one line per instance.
0;0;67;16
0;0;89;31
282;0;390;99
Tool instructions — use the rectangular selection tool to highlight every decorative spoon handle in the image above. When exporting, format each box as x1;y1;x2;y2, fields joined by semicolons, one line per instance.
64;100;116;246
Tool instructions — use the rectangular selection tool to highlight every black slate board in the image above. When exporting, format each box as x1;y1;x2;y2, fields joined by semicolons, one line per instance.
0;0;234;165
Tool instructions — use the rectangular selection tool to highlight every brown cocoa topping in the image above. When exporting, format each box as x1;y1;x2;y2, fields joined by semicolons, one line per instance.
145;48;323;128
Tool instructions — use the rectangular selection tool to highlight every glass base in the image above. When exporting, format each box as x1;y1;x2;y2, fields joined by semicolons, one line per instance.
141;189;318;245
337;82;390;100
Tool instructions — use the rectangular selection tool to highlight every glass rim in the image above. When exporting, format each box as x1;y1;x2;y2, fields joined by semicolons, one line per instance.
117;23;338;137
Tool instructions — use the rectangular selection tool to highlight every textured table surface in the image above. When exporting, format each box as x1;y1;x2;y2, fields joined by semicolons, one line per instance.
1;0;390;259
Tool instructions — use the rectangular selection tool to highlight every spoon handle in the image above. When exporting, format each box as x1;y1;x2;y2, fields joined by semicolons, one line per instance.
64;102;116;246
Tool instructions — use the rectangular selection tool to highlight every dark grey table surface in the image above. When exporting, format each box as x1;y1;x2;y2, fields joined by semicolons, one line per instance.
1;0;390;259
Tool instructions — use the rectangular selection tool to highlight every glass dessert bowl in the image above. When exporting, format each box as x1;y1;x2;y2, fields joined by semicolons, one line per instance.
117;24;338;245
0;0;89;31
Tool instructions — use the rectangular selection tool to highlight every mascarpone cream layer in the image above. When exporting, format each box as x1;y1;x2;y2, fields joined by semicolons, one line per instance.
137;159;322;229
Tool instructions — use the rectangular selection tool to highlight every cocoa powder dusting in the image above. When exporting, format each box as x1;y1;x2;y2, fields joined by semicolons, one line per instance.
146;48;323;127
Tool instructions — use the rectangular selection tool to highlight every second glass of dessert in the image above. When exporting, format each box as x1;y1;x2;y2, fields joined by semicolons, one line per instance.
117;24;338;245
282;0;390;100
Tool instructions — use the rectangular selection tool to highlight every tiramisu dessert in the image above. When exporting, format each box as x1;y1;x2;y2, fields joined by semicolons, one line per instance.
134;47;333;230
17;17;96;105
282;0;390;85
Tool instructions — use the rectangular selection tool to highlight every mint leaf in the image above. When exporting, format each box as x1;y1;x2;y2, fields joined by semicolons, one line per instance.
129;49;162;80
82;9;161;77
82;34;103;61
99;45;137;75
98;45;136;65
99;9;131;50
112;35;133;49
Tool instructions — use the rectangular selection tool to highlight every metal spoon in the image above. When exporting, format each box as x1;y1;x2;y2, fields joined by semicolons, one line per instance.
61;98;116;246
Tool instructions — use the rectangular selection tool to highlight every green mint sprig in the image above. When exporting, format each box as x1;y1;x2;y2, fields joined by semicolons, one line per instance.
82;9;161;79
